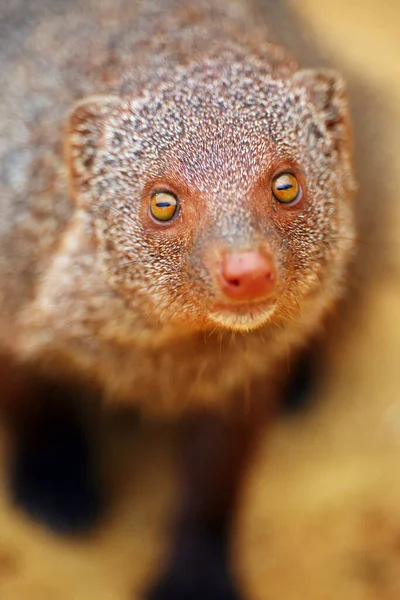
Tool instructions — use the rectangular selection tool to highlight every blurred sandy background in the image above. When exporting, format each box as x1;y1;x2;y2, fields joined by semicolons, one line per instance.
1;0;400;598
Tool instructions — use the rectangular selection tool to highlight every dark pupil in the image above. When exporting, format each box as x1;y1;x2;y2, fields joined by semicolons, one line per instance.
277;183;293;190
156;201;171;207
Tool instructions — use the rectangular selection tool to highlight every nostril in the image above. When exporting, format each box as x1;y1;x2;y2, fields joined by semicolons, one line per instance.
227;278;241;287
266;271;275;282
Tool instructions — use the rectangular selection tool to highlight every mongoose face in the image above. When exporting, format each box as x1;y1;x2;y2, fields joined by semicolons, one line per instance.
68;60;356;333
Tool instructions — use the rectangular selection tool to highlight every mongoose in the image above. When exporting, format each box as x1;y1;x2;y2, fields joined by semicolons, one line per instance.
0;0;356;598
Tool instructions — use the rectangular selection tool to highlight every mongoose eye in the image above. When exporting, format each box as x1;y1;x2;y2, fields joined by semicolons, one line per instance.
271;172;300;204
149;191;179;222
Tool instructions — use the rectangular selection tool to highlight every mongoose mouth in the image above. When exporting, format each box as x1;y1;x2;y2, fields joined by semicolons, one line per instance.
208;299;276;332
207;248;277;331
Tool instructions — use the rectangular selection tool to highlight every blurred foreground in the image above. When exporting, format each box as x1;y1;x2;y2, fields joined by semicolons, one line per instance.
1;0;400;598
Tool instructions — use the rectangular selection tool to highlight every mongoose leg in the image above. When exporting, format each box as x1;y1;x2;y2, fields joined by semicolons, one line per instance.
3;369;103;533
147;409;264;600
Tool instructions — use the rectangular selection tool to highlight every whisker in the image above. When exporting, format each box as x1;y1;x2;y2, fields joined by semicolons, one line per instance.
329;235;378;247
219;332;224;361
207;325;218;339
242;337;252;416
258;330;266;344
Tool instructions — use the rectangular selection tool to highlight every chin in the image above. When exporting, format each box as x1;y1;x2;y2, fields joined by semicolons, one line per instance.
207;303;276;333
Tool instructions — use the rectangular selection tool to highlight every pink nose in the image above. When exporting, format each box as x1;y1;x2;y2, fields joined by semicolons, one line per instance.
218;251;276;302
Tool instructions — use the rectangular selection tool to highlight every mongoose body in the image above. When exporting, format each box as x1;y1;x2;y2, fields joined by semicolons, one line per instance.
0;0;355;413
0;0;356;597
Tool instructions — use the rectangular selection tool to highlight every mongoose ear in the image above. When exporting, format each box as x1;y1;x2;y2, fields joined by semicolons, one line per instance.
292;68;352;155
66;95;123;205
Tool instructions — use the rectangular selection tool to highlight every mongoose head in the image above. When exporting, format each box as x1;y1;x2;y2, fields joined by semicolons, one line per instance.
67;60;356;333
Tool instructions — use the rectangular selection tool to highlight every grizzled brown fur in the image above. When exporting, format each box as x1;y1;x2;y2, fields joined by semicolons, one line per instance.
0;0;356;414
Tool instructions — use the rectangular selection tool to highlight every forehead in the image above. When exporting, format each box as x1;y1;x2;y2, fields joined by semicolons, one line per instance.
109;64;321;193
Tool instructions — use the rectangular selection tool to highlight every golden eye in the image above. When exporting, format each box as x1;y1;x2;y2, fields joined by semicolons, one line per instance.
272;172;300;204
150;191;179;222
